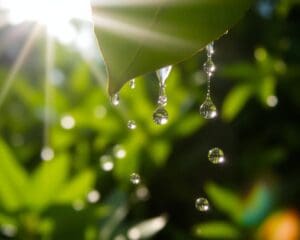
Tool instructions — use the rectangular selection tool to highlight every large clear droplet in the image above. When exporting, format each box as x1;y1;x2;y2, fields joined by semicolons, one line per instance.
156;65;172;85
199;96;218;119
208;148;225;164
129;79;136;89
127;120;137;130
203;58;216;76
111;93;120;106
100;155;114;171
130;173;141;185
195;197;210;212
153;107;168;125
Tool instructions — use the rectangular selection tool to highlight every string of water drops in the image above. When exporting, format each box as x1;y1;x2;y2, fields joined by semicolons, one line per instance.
153;65;172;125
199;42;218;119
196;42;227;213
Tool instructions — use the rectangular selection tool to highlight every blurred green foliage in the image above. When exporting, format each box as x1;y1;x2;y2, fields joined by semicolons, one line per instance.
0;0;300;239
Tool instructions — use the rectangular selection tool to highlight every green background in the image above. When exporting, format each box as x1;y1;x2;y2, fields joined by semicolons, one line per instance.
0;0;300;239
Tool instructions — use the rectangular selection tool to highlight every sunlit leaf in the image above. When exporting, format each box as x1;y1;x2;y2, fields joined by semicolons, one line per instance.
0;139;28;211
205;182;243;222
194;221;240;239
222;84;253;121
92;0;253;94
127;214;168;239
56;169;96;204
28;154;70;212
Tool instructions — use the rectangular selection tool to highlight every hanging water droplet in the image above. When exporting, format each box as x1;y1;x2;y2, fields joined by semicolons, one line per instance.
100;155;114;171
208;148;225;164
129;79;136;89
127;120;137;130
153;107;168;125
158;95;167;107
195;197;210;212
111;93;120;106
199;96;218;119
206;43;215;57
130;173;141;185
203;58;216;76
156;65;172;84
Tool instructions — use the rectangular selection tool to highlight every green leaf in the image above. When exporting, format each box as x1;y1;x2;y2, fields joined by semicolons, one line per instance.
0;139;28;212
205;182;243;223
28;154;70;212
56;169;96;204
92;0;253;94
194;221;240;239
222;84;253;121
127;215;168;239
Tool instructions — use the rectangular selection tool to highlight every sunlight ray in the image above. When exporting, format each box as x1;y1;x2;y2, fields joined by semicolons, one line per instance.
43;32;54;148
0;24;41;108
79;50;106;88
93;14;197;50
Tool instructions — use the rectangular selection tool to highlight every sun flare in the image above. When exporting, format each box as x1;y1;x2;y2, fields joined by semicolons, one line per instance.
2;0;92;39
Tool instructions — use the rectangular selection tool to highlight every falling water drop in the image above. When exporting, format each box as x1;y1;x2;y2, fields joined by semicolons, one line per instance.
156;65;172;84
195;197;210;212
153;107;168;125
199;96;217;119
127;120;137;130
130;173;141;185
208;148;225;164
111;93;120;106
129;79;136;89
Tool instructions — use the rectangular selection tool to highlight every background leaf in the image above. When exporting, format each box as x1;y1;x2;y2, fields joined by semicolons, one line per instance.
0;139;28;212
194;221;240;239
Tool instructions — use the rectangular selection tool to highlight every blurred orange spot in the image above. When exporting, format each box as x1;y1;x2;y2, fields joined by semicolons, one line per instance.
258;210;300;240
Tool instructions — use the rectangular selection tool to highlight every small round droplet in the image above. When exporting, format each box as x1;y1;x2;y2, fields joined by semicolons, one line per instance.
195;197;210;212
153;107;168;125
130;173;141;185
199;97;218;119
111;93;120;106
156;65;172;84
100;155;114;171
208;148;225;164
127;120;137;130
41;146;55;161
203;59;216;76
129;79;136;89
158;95;167;106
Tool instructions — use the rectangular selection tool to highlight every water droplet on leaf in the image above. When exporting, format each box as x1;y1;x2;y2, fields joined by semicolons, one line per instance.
156;65;172;84
111;93;120;106
130;173;141;185
206;43;215;57
129;79;136;89
153;107;168;125
195;197;210;212
199;97;217;119
208;148;225;164
128;120;137;130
